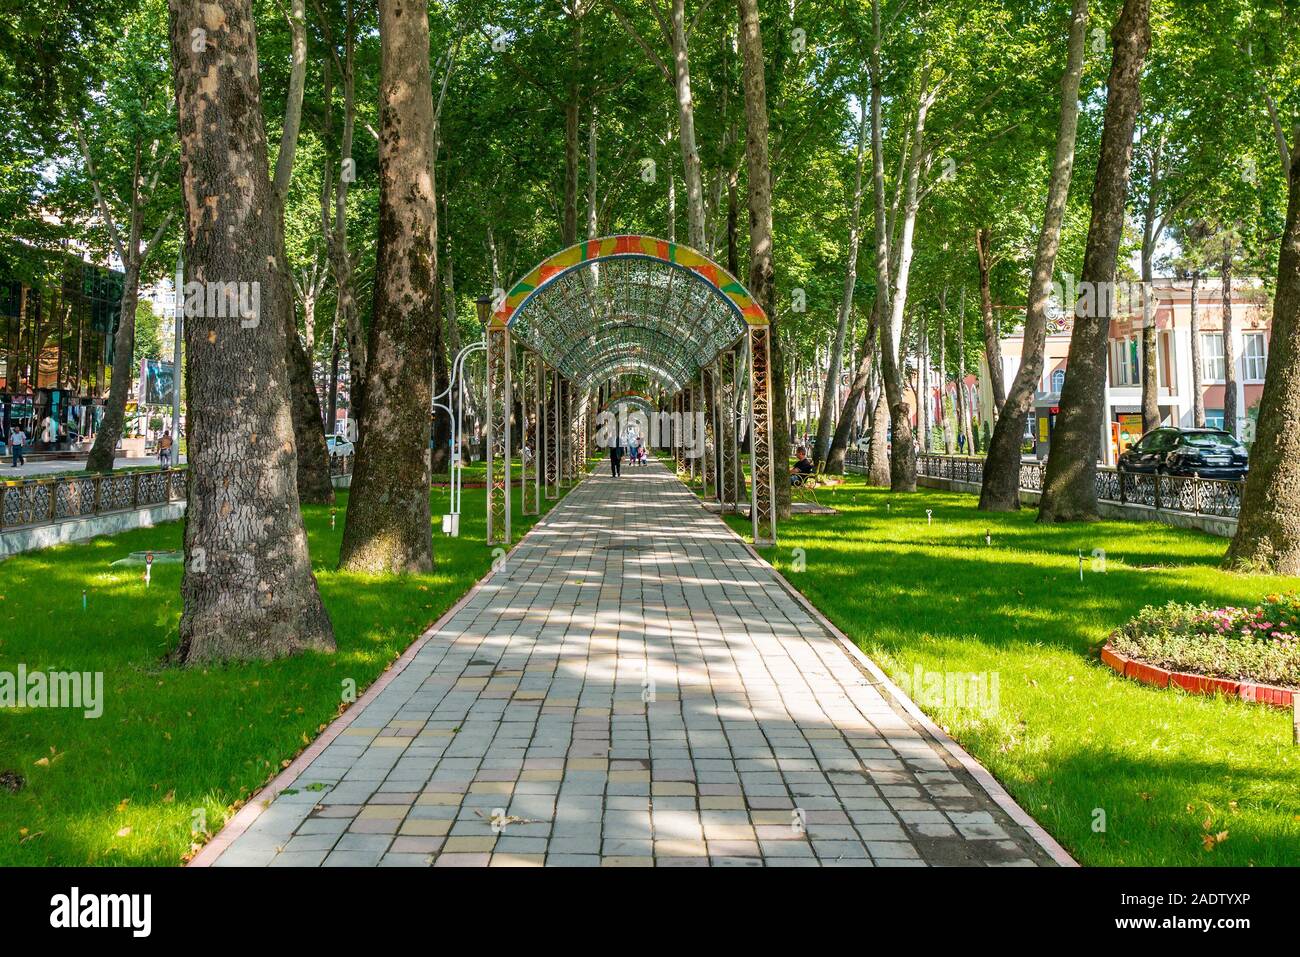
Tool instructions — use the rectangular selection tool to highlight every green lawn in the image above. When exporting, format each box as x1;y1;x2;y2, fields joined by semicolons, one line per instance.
0;478;561;865
728;476;1300;867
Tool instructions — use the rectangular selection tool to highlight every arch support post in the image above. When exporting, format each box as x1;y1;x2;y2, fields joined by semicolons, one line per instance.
708;361;721;502
560;378;573;486
521;350;540;516
545;368;559;499
674;391;686;475
749;325;776;546
686;381;696;487
486;322;512;545
701;365;716;497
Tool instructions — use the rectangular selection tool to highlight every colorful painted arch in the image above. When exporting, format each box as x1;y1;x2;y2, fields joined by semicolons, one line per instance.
493;234;767;328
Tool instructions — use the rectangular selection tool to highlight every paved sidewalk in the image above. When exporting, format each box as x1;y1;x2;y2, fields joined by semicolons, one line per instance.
205;458;1058;867
1;454;185;477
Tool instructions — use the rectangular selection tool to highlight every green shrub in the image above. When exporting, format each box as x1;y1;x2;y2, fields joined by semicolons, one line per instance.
1109;594;1300;687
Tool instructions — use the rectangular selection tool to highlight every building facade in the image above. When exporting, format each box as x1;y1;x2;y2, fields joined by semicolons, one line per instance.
0;244;125;447
976;277;1272;465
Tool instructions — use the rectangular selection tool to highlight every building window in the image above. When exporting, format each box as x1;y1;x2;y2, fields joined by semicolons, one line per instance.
1205;409;1225;430
1243;332;1267;381
1110;337;1139;387
1200;333;1225;382
1158;329;1176;390
1050;369;1065;393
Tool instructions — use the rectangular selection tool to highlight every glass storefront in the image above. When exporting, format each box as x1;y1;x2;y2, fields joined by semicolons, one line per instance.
0;244;124;447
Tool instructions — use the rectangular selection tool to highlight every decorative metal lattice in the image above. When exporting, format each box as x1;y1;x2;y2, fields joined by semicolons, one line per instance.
749;326;775;546
486;235;775;545
522;352;540;515
486;325;511;544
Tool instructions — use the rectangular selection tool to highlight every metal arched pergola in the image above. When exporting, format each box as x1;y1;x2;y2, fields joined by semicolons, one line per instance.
483;235;776;546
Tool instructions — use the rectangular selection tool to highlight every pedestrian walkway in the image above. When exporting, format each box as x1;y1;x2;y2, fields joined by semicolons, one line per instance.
200;458;1062;867
1;454;185;478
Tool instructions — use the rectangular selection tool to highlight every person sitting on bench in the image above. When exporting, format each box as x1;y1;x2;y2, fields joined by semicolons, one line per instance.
790;446;814;486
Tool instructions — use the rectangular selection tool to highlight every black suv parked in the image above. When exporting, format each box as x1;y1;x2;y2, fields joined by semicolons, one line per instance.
1117;427;1249;480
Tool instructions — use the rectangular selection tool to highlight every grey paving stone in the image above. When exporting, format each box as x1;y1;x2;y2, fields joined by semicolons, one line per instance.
206;461;1053;869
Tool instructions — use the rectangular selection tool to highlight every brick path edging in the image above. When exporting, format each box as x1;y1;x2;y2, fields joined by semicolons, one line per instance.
1100;643;1296;709
700;497;1080;869
188;499;568;868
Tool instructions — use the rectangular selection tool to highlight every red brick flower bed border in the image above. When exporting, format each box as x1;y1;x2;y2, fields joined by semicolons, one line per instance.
1100;643;1295;709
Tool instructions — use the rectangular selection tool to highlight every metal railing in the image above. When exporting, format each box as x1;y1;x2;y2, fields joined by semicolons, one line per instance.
1;455;356;531
844;450;1244;520
0;468;188;530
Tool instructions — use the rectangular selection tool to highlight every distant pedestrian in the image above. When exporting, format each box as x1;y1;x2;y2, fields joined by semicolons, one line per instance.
8;427;26;468
610;438;624;478
158;430;174;468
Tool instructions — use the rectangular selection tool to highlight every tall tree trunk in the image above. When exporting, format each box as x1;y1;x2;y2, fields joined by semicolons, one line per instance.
326;316;340;435
919;316;931;451
671;0;706;250
563;93;580;246
272;0;333;504
334;5;364;433
1221;240;1238;436
980;0;1087;510
338;0;438;574
167;0;334;662
871;1;928;493
1038;0;1150;524
1139;133;1164;434
938;309;954;453
587;102;599;240
737;0;789;518
1226;142;1300;573
814;94;867;468
867;368;891;486
86;136;148;474
825;302;879;474
974;226;1005;413
957;290;975;453
430;267;452;474
87;263;140;471
1189;270;1204;426
726;164;739;276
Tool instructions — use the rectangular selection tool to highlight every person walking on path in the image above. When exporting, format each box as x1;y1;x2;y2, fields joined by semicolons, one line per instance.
609;437;624;478
8;427;26;468
158;429;174;469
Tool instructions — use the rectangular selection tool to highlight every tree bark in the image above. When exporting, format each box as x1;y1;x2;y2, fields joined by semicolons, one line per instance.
825;302;879;474
1038;0;1150;524
338;0;438;574
87;263;141;472
974;226;1005;414
1189;270;1204;426
1225;142;1300;573
269;0;333;504
333;3;364;433
1139;132;1164;434
871;1;928;493
1221;240;1238;436
737;0;789;518
563;93;580;246
867;369;891;486
979;0;1087;510
430;262;452;474
814;94;867;469
167;0;334;662
671;0;706;250
957;290;976;454
937;311;955;454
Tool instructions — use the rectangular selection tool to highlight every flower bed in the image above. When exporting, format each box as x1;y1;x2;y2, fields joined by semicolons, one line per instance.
1102;595;1299;708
